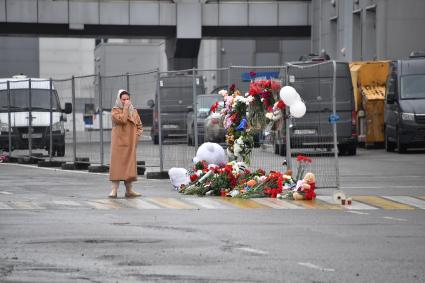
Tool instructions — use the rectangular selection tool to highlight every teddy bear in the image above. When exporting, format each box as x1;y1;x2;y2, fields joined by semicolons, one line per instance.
293;172;316;200
168;167;190;190
192;142;226;166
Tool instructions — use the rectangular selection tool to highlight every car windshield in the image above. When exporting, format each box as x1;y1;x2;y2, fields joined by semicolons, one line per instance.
197;95;222;117
0;89;60;111
400;74;425;99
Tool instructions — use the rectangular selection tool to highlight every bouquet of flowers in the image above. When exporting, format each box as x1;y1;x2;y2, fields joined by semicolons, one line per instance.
246;75;283;130
220;84;255;164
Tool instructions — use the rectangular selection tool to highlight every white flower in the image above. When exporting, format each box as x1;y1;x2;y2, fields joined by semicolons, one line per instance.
265;112;273;120
233;143;242;157
219;89;228;97
245;96;254;105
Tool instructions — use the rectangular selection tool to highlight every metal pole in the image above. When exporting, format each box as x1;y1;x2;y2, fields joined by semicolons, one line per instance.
98;73;104;166
28;79;32;157
157;70;163;172
49;78;53;161
126;72;130;93
72;76;77;162
192;69;199;149
332;61;340;189
227;66;231;91
7;81;12;157
284;66;292;170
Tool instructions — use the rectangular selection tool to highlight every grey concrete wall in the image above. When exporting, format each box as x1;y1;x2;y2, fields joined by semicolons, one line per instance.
312;0;425;61
0;37;39;78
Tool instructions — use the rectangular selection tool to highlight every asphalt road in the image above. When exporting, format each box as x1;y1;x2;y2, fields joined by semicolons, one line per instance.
0;148;425;282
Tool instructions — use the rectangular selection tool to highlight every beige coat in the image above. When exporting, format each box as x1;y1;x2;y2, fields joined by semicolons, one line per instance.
109;107;143;182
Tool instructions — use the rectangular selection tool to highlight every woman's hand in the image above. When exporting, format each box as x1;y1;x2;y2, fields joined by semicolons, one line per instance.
123;100;131;108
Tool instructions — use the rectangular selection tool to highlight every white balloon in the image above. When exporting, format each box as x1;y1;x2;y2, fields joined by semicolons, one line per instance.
279;86;301;106
290;101;306;118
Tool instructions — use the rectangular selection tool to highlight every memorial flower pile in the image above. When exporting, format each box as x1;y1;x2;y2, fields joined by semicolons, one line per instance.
178;159;312;199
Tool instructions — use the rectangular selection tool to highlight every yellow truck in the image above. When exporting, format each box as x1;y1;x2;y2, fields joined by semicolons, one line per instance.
349;61;390;147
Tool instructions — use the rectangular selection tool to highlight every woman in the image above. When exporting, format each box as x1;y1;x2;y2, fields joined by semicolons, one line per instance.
108;89;143;198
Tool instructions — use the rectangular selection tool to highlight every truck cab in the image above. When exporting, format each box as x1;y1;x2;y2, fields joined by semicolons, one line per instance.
384;53;425;153
0;76;72;156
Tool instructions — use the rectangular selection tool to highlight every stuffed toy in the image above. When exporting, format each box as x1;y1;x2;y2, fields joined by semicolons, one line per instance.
168;167;190;190
193;142;226;166
293;172;316;200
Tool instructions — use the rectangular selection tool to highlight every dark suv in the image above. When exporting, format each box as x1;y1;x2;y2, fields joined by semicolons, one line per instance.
384;53;425;153
148;74;205;144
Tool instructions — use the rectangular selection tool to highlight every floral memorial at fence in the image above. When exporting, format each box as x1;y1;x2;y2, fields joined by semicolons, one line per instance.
169;74;314;199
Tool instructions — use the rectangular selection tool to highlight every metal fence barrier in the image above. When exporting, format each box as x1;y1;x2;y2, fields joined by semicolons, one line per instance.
0;65;341;189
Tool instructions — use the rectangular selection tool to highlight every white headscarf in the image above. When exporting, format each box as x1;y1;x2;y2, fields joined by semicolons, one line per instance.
114;89;135;115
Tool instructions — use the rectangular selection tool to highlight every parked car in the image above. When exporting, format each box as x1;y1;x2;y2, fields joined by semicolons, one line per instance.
384;52;425;153
148;74;205;144
273;60;357;156
186;94;223;146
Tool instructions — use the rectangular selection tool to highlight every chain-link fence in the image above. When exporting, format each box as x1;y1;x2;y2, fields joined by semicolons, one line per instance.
0;65;344;188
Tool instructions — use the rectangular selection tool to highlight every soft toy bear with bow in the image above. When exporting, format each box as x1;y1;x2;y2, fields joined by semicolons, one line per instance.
293;172;316;200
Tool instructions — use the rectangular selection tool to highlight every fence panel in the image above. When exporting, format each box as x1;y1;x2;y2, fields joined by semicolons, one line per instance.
61;75;97;164
281;61;344;188
128;71;160;171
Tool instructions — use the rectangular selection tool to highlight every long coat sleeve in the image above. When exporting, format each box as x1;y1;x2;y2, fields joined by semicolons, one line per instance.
109;107;143;182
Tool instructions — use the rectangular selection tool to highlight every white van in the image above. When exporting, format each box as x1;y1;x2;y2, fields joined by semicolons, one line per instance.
0;75;72;156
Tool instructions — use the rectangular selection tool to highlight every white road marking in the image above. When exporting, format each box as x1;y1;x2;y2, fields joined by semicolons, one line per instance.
382;196;425;209
0;202;13;209
346;210;369;215
115;198;161;209
382;216;407;222
252;198;304;209
0;191;12;195
298;262;335;272
182;197;234;209
236;247;268;255
10;201;45;210
52;200;81;206
317;196;378;210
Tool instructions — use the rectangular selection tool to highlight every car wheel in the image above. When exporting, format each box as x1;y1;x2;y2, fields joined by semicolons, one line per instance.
56;145;65;157
346;144;357;156
397;130;407;153
385;130;396;152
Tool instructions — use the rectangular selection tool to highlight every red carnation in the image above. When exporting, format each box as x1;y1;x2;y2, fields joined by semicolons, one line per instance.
210;101;219;113
267;106;273;112
230;84;236;92
190;174;198;182
264;80;271;89
276;100;285;109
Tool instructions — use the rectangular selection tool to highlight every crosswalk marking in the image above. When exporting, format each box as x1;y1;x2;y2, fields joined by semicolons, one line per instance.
114;198;161;209
87;199;122;209
252;198;305;209
0;202;13;209
218;198;269;209
10;201;45;210
1;195;425;210
148;197;197;209
183;197;234;209
292;198;342;210
52;200;81;206
382;196;425;209
354;196;415;210
317;196;378;210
